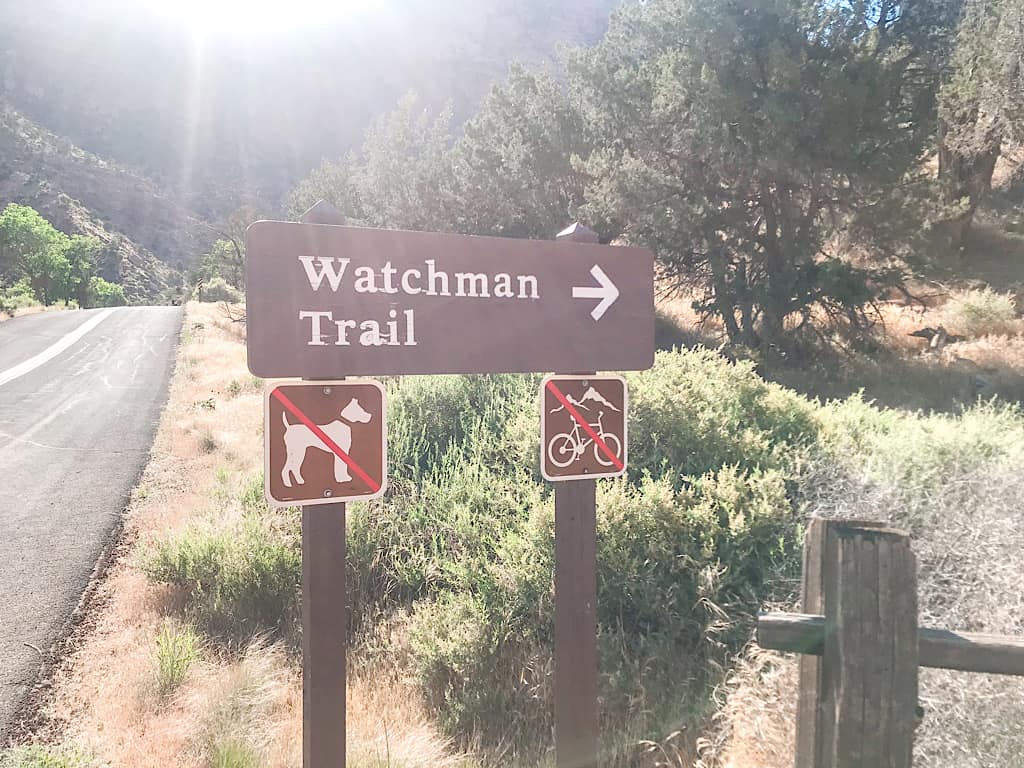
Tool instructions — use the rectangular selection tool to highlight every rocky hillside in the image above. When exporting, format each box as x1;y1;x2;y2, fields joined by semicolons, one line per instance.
0;105;210;301
0;1;622;300
0;0;621;210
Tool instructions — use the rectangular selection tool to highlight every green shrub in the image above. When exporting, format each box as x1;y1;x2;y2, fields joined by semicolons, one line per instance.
408;593;510;739
197;277;243;303
155;620;201;694
942;287;1017;337
626;349;819;483
86;276;126;308
208;739;259;768
400;468;801;762
387;373;539;479
347;453;542;635
0;746;94;768
238;472;270;515
0;280;40;315
142;514;300;639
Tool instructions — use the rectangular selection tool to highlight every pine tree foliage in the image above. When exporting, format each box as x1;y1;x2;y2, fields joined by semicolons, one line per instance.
938;0;1024;238
569;0;929;345
446;66;589;239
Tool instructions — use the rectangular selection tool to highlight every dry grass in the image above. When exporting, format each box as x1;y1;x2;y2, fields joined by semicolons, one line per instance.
657;285;1024;410
37;301;470;768
0;303;72;323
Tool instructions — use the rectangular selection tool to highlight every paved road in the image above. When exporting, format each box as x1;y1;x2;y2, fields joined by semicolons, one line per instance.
0;307;181;737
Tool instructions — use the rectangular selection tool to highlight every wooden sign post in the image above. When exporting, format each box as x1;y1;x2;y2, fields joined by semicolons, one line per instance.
245;206;654;768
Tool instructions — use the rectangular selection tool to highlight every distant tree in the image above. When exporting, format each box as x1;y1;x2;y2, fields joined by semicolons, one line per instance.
0;203;71;305
286;154;361;221
86;276;127;307
937;0;1024;243
64;235;103;307
192;206;263;290
353;94;456;231
195;238;245;289
446;65;589;238
569;0;931;347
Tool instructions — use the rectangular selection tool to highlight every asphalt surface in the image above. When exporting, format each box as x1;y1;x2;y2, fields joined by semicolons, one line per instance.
0;307;182;737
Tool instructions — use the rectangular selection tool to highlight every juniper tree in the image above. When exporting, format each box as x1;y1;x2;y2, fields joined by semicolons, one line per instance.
446;65;589;238
568;0;937;346
938;0;1024;242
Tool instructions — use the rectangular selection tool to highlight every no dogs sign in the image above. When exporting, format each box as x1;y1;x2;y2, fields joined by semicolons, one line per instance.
540;375;628;481
264;380;386;506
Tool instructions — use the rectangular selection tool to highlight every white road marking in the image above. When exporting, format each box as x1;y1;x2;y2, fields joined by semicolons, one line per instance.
0;309;118;389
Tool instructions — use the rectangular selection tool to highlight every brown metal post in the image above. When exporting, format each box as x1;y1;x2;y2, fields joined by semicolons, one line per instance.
554;480;599;768
302;504;347;767
553;223;601;768
299;201;348;768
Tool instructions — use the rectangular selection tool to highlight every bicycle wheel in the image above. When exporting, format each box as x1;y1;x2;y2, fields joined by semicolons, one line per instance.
547;433;578;468
593;433;622;467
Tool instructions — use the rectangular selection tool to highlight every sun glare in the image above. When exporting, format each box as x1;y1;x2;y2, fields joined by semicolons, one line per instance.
144;0;356;39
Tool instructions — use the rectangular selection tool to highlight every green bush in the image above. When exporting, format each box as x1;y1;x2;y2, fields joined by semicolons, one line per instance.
626;349;819;483
142;514;300;639
208;739;260;768
0;280;40;315
86;276;126;307
347;453;543;635
942;287;1018;337
155;620;201;694
197;277;243;304
341;352;819;760
0;746;94;768
387;373;539;479
396;466;801;761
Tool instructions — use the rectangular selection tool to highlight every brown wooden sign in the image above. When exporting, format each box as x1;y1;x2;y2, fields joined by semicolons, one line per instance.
264;379;386;506
245;221;655;378
541;375;627;481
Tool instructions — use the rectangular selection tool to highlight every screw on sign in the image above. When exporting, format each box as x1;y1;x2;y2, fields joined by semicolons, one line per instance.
541;375;627;481
264;379;387;506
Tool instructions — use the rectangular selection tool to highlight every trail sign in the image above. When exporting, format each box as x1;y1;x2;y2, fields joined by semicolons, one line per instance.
245;221;655;378
264;379;386;506
541;375;627;481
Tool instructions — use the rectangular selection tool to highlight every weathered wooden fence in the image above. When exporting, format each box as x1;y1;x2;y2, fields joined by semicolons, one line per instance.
757;518;1024;768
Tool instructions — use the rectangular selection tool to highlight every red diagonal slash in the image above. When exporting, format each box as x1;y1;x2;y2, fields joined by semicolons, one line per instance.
271;387;381;494
545;380;625;471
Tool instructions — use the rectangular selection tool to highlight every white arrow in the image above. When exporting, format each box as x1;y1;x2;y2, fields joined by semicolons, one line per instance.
572;264;619;321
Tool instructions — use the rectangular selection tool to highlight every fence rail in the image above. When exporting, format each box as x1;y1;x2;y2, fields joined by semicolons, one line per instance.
759;612;1024;676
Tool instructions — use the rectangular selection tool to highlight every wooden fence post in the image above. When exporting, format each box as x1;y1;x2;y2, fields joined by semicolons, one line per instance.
764;517;1024;767
796;518;888;767
800;521;919;768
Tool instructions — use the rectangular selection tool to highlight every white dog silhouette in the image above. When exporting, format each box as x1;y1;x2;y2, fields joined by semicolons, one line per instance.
281;398;373;487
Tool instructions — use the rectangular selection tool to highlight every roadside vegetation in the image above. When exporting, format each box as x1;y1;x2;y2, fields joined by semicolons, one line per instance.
3;0;1024;766
0;203;126;317
6;298;1017;768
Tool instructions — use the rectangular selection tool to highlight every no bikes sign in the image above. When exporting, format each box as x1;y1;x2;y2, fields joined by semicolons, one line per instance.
540;375;628;481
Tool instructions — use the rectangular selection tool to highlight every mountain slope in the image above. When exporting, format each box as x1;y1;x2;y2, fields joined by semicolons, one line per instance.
0;105;211;300
0;0;621;207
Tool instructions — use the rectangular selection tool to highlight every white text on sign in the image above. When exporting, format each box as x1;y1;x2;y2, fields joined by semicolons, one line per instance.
297;256;541;348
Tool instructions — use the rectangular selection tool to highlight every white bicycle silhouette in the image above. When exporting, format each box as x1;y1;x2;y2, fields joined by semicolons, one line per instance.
546;409;623;468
